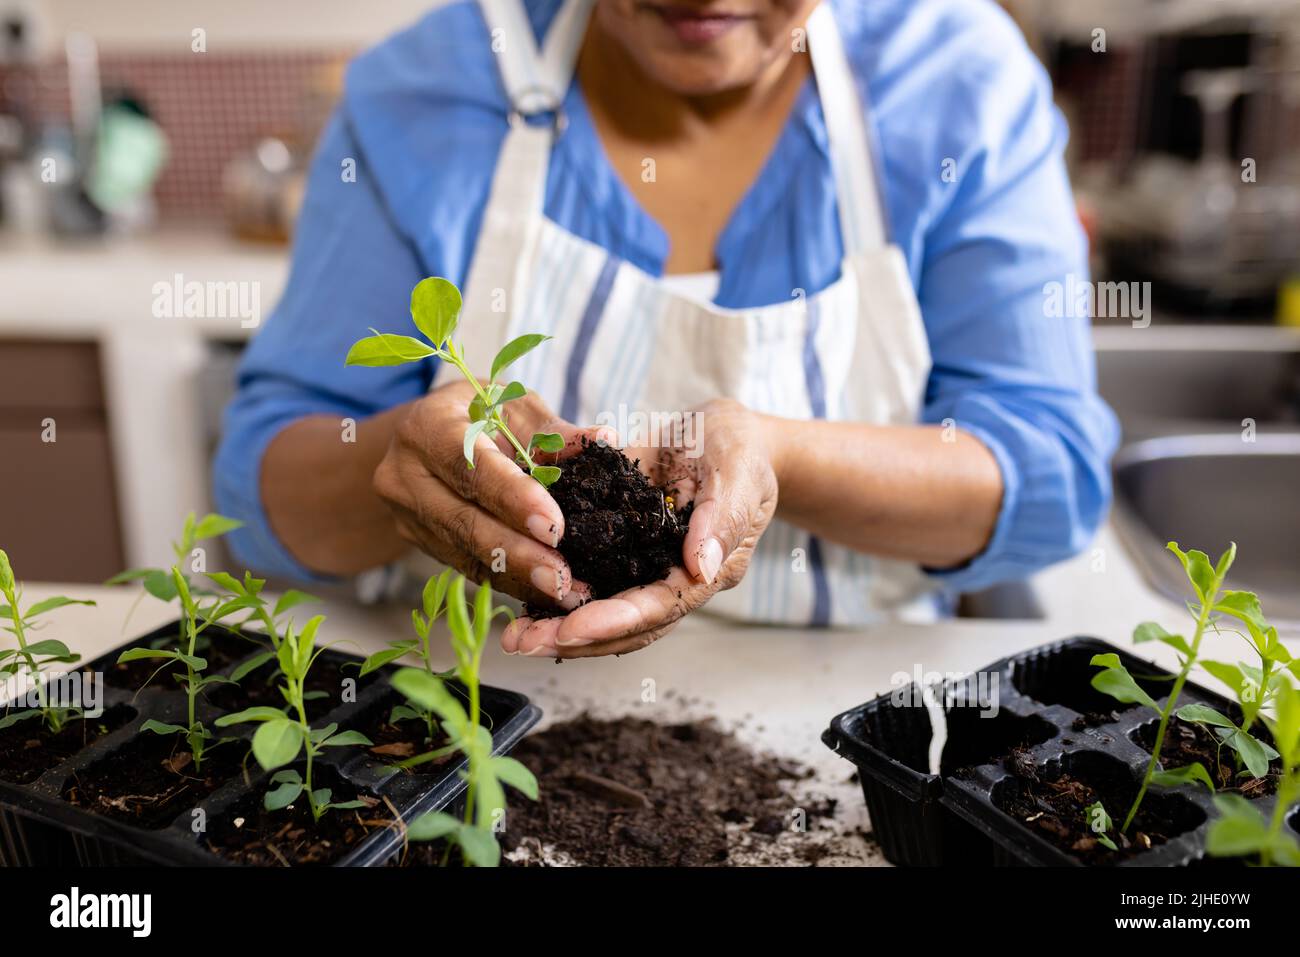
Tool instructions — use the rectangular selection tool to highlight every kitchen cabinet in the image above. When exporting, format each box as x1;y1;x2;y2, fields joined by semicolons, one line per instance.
0;339;126;581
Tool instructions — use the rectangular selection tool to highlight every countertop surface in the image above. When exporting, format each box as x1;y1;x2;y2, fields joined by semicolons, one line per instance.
0;227;288;339
19;524;1263;866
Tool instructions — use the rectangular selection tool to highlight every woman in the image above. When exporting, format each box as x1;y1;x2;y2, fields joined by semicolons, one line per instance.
215;0;1118;658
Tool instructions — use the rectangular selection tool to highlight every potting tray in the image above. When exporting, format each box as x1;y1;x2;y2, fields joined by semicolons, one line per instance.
824;636;1298;867
0;620;541;867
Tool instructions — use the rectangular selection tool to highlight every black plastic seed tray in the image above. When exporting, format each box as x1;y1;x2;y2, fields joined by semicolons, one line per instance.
824;636;1296;867
0;620;541;867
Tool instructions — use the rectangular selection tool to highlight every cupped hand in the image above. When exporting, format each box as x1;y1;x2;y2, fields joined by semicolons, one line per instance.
501;398;779;658
374;379;612;608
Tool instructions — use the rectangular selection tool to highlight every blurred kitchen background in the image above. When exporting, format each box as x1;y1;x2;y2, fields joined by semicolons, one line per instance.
0;0;1297;622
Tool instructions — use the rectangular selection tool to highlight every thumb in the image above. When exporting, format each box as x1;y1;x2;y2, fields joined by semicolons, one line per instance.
682;471;742;587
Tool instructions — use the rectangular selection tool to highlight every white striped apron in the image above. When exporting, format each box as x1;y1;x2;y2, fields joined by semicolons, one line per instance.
431;0;939;625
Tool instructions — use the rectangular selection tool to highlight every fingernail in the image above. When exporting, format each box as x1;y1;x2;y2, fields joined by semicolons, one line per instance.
558;588;588;611
699;538;724;584
555;635;593;648
526;514;559;548
530;565;566;600
594;426;619;447
523;644;555;657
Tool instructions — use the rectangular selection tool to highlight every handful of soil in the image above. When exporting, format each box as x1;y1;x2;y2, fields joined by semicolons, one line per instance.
545;441;692;602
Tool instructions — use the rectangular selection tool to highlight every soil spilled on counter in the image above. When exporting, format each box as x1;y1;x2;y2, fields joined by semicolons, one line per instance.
526;442;692;617
401;714;862;867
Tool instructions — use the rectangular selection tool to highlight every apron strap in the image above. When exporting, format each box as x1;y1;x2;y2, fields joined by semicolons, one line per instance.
806;2;889;254
479;0;592;115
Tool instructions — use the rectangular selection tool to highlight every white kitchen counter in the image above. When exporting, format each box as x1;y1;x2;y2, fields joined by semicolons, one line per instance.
20;525;1261;866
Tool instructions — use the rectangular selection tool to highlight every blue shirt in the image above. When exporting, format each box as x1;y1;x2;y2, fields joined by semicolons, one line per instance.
215;0;1120;595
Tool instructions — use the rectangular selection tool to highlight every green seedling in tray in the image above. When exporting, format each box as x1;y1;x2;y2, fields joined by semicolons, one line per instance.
345;276;565;487
215;615;373;821
0;549;95;733
393;575;538;867
1092;542;1293;836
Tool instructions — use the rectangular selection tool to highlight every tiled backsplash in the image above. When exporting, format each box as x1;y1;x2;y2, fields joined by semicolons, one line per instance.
2;50;346;221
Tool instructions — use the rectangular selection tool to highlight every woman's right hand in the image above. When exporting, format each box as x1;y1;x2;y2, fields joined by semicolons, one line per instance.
372;379;607;609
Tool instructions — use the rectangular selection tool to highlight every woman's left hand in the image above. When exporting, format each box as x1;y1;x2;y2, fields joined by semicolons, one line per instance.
500;398;779;658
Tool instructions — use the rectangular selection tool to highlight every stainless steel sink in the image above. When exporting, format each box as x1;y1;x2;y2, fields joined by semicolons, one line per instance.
1113;434;1300;625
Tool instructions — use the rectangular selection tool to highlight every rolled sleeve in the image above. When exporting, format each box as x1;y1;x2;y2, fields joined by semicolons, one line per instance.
213;110;435;581
915;19;1120;591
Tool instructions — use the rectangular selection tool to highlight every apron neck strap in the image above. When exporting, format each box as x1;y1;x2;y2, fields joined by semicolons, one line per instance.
479;0;594;115
806;2;888;254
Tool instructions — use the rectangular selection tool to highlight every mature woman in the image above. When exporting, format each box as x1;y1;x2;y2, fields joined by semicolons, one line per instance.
215;0;1118;657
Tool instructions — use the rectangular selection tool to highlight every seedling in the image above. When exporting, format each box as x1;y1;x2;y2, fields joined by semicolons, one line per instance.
1084;800;1119;852
215;615;373;820
1092;542;1284;832
345;277;565;487
0;549;94;733
1206;680;1300;866
358;568;456;751
392;575;538;866
108;513;260;770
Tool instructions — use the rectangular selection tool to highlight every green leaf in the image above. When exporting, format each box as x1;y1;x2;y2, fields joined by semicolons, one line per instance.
23;639;76;660
490;755;539;800
142;570;179;603
1150;762;1215;791
139;719;188;736
265;776;304;811
1206;794;1271;857
474;580;493;649
24;596;95;619
390;668;467;728
530;465;561;487
1272;683;1300;764
1089;655;1160;710
230;651;276;683
345;334;437;367
407;811;461;842
409;277;462;346
1221;728;1273;779
251;718;304;770
1166;542;1217;604
474;771;507;830
389;705;423;724
423;569;452;622
105;567;154;586
1098;834;1118;851
490;333;550;382
359;643;416;676
468;394;488;422
192;514;243;541
496;381;527;405
529;431;564;453
1200;660;1246;699
0;549;13;593
1176;703;1237;729
273;590;319;619
1213;590;1268;645
116;647;206;670
205;571;245;596
321;730;373;748
327;799;368;812
462;419;490;468
456;825;501;867
1132;621;1191;657
214;706;286;727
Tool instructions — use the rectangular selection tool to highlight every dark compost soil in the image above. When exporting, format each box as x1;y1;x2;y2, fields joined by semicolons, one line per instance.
61;730;249;829
1133;716;1279;798
0;705;135;785
997;748;1203;865
533;442;692;611
204;765;385;866
402;714;841;867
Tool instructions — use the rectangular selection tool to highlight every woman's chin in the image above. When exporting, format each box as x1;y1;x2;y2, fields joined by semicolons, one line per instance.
636;48;766;97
